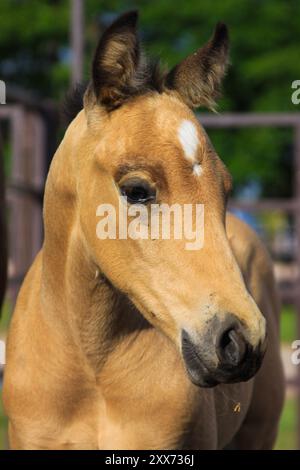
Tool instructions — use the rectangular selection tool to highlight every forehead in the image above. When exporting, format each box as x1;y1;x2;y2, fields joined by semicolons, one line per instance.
94;92;231;203
101;93;207;163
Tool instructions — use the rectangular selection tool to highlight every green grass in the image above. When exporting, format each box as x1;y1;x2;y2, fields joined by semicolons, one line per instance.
280;305;297;344
0;301;11;334
275;398;297;450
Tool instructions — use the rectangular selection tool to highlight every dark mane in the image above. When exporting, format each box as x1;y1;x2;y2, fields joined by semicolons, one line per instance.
61;58;166;125
61;82;87;126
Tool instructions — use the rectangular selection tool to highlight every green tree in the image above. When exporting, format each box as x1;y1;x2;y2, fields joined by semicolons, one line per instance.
0;0;299;196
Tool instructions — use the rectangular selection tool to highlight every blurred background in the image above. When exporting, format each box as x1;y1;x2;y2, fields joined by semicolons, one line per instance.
1;0;300;450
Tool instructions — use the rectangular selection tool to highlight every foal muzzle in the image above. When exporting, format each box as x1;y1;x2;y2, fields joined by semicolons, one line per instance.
181;316;267;387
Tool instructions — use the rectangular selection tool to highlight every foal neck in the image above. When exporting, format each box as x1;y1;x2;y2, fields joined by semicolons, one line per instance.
41;113;149;374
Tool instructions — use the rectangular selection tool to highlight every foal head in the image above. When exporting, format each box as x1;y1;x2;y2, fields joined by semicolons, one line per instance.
70;11;266;387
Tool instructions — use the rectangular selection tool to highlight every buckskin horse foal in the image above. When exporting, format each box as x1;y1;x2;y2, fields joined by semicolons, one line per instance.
3;12;284;449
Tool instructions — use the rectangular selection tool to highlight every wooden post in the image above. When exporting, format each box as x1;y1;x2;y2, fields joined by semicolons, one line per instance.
9;106;27;305
23;111;45;261
70;0;84;86
0;106;45;307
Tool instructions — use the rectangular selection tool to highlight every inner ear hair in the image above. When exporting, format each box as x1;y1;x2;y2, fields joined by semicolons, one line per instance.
90;11;166;111
92;10;140;109
165;22;230;111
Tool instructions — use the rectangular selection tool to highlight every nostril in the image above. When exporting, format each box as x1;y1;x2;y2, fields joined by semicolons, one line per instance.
217;328;247;367
219;328;232;350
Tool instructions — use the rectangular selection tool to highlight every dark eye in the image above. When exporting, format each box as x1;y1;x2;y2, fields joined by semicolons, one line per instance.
119;178;156;204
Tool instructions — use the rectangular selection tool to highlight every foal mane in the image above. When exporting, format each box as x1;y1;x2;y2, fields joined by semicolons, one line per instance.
62;82;87;126
62;58;166;126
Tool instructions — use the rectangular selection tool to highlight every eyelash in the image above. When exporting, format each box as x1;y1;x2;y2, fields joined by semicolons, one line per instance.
119;178;156;204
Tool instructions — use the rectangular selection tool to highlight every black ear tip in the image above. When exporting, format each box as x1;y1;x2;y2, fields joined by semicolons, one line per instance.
215;22;229;39
114;10;139;29
127;9;139;22
212;22;229;48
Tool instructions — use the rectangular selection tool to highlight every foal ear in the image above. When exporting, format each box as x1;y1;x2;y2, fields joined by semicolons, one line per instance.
92;10;140;109
165;23;229;110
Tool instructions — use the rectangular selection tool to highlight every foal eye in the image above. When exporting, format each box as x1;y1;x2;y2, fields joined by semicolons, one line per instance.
119;178;156;204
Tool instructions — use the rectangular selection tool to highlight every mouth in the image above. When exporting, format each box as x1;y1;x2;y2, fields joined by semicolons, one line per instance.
181;329;266;388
